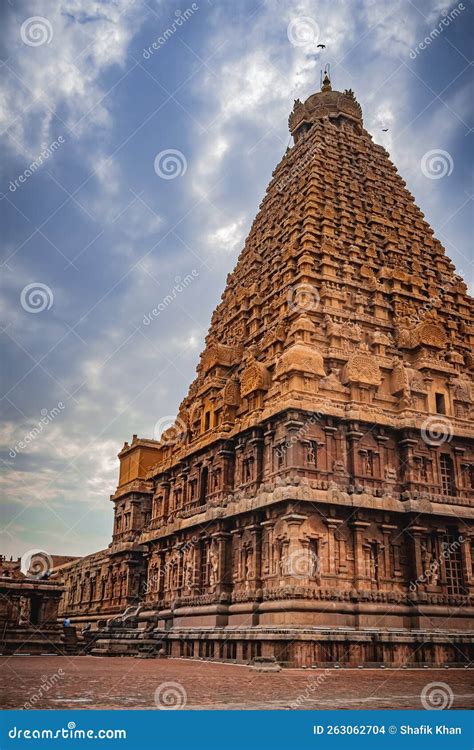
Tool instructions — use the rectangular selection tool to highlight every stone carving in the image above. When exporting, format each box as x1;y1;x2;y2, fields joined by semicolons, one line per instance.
18;596;31;625
320;367;347;393
391;359;410;396
209;544;219;588
200;342;241;373
370;328;392;355
448;348;465;366
417;321;448;349
52;73;473;669
240;361;271;397
189;402;202;425
453;377;472;403
325;315;343;344
342;352;382;386
183;547;195;589
345;323;362;342
289;78;363;140
395;319;448;350
223;379;240;406
276;343;326;378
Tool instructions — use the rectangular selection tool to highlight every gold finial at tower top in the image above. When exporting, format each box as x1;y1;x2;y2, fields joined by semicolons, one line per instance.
321;68;332;92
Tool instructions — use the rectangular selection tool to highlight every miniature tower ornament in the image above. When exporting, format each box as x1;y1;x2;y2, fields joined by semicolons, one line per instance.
321;64;332;91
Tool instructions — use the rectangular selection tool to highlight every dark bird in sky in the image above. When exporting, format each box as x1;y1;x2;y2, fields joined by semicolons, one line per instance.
317;44;326;48
382;128;389;132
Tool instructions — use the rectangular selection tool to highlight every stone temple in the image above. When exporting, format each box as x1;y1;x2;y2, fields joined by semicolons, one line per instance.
54;75;473;666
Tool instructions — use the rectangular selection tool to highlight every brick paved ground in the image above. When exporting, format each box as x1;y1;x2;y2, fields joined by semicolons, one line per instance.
1;657;473;710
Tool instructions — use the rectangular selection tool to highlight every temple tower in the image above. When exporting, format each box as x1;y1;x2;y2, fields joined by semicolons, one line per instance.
59;74;474;666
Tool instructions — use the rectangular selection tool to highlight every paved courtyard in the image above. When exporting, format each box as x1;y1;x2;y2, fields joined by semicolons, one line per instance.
1;657;473;710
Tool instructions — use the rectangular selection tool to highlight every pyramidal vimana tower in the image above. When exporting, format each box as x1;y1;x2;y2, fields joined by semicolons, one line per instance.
58;75;474;666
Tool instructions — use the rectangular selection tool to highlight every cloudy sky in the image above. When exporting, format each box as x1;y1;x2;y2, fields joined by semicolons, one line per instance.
1;0;472;559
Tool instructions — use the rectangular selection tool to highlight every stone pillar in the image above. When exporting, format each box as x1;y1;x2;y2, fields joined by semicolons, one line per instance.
212;531;231;594
128;499;137;530
325;518;344;575
350;520;370;589
323;425;336;473
234;444;244;487
398;435;418;489
376;434;389;480
230;529;242;585
246;523;262;588
337;532;348;574
218;449;234;492
263;428;275;480
161;480;171;520
281;511;307;581
189;545;200;597
157;552;166;598
453;447;465;496
392;543;402;579
165;550;173;594
334;426;346;471
177;467;189;511
346;426;364;481
380;524;397;581
261;519;275;578
407;525;428;589
168;478;176;515
249;434;264;484
459;532;472;592
285;417;305;470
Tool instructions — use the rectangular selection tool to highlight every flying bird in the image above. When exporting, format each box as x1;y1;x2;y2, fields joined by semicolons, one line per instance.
382;128;389;132
317;44;326;48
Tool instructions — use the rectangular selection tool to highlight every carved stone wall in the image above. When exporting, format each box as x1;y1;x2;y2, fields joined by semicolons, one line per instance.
56;76;473;664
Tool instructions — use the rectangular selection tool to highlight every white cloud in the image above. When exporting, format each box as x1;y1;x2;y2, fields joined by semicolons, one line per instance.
1;0;146;157
1;0;470;559
207;216;246;256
